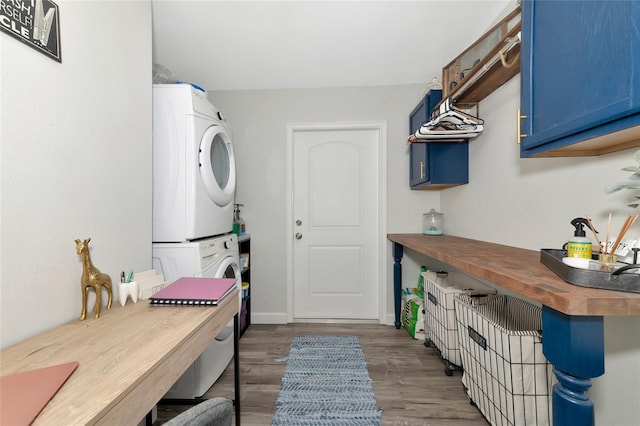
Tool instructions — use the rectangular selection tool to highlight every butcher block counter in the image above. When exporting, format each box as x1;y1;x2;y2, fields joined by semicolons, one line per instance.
388;233;640;426
387;233;640;317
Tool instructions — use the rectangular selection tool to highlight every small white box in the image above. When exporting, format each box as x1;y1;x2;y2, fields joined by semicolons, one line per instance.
133;269;170;300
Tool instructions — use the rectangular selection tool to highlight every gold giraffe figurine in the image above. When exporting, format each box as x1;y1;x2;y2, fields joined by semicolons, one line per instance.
75;238;113;320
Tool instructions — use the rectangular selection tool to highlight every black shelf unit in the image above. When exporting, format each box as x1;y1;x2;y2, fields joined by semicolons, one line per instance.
238;234;251;336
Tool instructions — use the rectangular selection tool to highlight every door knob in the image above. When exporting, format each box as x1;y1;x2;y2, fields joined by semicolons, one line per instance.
295;233;302;240
296;220;302;226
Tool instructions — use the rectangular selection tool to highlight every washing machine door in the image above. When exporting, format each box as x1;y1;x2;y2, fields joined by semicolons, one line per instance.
215;255;241;288
199;124;236;207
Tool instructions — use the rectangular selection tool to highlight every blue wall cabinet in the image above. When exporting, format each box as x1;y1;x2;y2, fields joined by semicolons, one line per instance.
409;89;469;189
520;0;640;158
409;142;469;189
410;89;443;136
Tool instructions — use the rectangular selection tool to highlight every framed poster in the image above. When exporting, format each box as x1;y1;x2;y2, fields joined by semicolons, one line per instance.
0;0;61;62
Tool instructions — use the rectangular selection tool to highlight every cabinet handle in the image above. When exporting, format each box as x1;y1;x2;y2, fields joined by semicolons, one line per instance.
517;108;528;145
420;161;425;179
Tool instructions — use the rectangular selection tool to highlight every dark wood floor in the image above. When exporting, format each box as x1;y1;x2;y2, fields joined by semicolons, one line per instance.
155;323;489;426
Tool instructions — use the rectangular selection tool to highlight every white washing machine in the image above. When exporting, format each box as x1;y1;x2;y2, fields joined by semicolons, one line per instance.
152;233;241;399
153;83;236;242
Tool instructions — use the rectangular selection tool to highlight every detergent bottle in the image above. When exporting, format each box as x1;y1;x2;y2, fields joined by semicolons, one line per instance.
568;218;592;259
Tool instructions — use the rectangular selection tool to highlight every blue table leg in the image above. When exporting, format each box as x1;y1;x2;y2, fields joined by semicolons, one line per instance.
393;242;403;329
542;305;604;426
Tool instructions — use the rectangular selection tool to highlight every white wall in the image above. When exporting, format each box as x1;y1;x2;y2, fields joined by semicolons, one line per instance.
209;84;439;323
443;77;638;251
0;1;152;348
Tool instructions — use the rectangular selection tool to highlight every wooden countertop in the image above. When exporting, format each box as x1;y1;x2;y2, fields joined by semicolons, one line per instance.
388;234;640;317
0;289;239;425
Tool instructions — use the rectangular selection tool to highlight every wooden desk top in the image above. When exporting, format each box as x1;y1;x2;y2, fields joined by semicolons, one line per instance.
388;234;640;317
0;289;239;425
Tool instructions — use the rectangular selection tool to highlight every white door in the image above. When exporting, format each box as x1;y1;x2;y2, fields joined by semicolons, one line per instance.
290;124;383;320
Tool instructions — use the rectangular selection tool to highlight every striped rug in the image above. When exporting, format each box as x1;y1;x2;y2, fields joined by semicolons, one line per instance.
271;335;382;425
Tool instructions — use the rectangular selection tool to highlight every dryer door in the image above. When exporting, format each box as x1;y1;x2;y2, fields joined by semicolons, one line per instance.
199;125;236;207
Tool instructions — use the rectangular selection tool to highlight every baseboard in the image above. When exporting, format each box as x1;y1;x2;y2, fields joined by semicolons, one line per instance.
251;312;396;326
251;312;288;324
384;314;395;326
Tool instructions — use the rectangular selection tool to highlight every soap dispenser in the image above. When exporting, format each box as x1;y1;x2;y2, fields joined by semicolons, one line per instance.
233;203;246;236
568;217;593;259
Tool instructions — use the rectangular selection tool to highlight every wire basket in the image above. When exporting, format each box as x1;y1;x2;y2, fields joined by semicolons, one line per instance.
422;271;496;375
454;294;553;426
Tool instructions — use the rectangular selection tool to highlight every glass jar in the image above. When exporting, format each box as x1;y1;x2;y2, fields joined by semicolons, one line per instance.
423;209;444;235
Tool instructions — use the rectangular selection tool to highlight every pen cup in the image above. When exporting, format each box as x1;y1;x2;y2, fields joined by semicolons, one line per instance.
119;281;139;306
598;253;617;264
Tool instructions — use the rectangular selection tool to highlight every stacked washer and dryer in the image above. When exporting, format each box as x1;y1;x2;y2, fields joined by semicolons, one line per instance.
151;84;240;399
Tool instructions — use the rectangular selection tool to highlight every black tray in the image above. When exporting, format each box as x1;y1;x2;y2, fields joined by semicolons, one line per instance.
540;249;640;294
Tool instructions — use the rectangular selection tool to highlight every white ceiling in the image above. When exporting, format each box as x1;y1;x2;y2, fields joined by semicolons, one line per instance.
151;0;514;91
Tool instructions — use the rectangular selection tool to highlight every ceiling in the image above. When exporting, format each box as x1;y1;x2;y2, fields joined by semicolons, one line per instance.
151;1;514;91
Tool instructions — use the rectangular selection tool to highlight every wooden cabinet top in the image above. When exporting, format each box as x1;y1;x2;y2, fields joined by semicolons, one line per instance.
388;233;640;316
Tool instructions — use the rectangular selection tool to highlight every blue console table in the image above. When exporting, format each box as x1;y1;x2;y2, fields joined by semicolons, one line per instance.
389;233;640;426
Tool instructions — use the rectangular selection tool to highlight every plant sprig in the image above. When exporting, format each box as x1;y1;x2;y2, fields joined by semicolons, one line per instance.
604;149;640;209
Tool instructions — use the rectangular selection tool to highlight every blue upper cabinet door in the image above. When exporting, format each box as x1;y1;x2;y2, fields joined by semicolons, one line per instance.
520;0;640;157
409;89;443;135
410;142;429;187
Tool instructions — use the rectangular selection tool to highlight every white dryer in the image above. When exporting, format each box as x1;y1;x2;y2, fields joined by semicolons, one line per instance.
152;233;241;399
153;84;236;242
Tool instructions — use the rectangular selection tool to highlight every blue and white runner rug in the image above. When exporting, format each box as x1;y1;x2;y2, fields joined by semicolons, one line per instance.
271;335;383;425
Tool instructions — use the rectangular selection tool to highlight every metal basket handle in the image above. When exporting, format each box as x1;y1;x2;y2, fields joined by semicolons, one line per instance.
610;264;640;280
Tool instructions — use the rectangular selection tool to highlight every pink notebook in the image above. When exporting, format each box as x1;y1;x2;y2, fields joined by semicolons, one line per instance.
149;277;236;306
0;361;79;425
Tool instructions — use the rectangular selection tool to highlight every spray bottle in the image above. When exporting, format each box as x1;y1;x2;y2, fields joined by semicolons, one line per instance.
568;218;593;259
